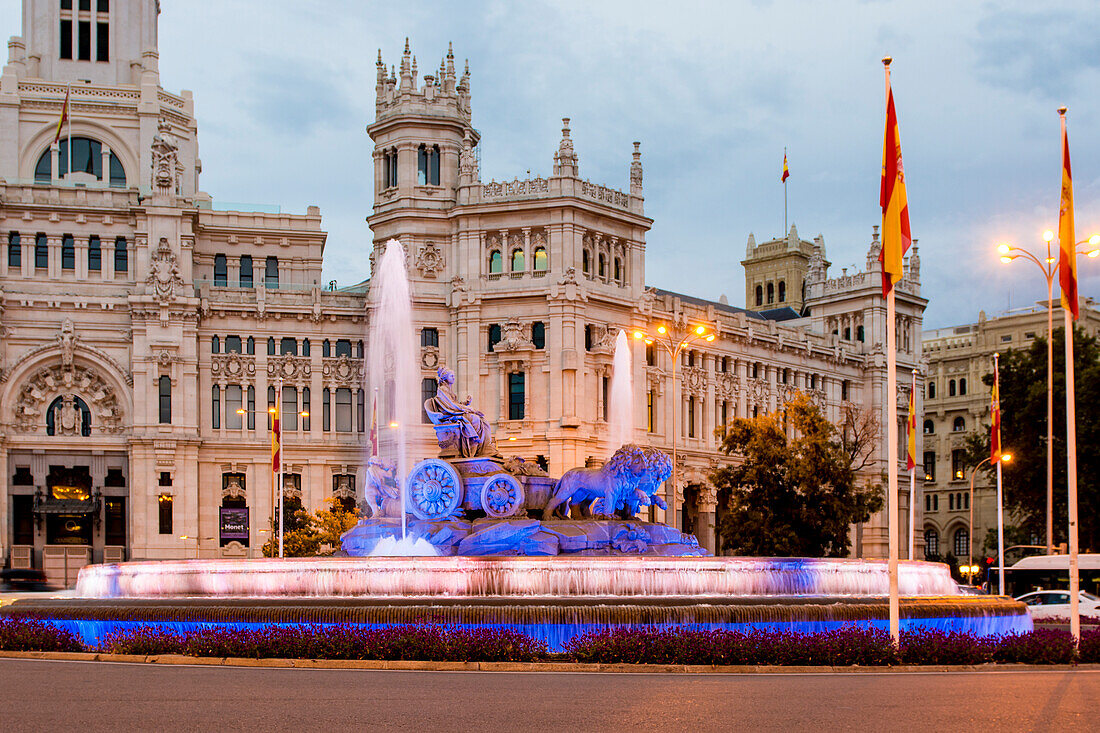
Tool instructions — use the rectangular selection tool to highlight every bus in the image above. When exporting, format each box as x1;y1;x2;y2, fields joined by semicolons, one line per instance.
990;554;1100;598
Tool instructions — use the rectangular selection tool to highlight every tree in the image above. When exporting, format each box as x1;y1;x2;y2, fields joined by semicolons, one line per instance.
710;393;884;557
978;326;1100;552
262;499;360;557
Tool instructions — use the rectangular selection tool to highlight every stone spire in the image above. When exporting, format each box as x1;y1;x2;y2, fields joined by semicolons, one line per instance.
553;117;578;177
866;225;881;272
807;237;827;284
908;240;920;284
444;42;456;93
629;141;643;195
459;131;479;184
746;233;756;258
400;38;412;89
787;224;800;251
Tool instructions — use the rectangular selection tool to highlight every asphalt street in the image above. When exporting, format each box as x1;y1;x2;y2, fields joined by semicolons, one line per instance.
1;659;1096;732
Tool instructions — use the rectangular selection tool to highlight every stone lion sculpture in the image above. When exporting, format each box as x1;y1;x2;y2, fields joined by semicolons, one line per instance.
543;444;671;519
364;457;400;518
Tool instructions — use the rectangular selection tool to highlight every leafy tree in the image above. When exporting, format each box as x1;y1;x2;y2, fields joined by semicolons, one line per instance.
262;499;360;557
710;393;884;557
975;326;1100;552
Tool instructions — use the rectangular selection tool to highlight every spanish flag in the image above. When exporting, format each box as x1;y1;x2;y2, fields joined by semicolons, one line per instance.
879;76;912;297
54;86;70;144
990;359;1002;463
906;387;917;471
1057;110;1077;320
782;152;790;183
271;411;281;473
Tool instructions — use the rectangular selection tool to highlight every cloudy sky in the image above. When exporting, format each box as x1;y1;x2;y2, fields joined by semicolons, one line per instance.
5;1;1097;328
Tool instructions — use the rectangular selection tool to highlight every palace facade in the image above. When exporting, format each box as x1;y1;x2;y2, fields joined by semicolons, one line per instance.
0;1;925;582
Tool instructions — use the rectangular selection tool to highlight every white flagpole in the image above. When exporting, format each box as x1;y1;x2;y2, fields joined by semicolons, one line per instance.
277;375;284;559
994;352;1005;595
783;146;788;234
1065;306;1080;640
887;288;900;641
909;369;917;560
66;82;72;182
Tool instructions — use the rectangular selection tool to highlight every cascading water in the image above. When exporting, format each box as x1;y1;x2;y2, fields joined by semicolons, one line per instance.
606;330;634;453
365;240;419;539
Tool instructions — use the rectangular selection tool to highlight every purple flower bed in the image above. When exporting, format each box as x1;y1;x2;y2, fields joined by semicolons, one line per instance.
100;624;548;663
0;617;83;653
1;619;1096;665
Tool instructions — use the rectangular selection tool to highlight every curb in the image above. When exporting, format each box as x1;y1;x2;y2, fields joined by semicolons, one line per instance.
2;651;1099;674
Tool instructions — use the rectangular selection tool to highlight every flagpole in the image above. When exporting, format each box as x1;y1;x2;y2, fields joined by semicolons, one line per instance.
994;352;1005;595
909;369;917;560
783;146;788;234
277;374;284;559
1059;106;1080;643
882;57;900;644
66;82;72;182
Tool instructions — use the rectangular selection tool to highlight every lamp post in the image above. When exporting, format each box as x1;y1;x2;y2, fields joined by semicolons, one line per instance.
997;232;1100;555
633;322;716;528
968;452;1011;590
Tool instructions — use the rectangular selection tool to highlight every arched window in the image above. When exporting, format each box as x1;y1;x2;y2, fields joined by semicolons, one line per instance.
949;379;956;397
924;419;934;434
45;395;92;436
927;381;936;399
959;378;967;396
766;283;774;304
534;247;548;271
856;325;865;342
952;416;965;432
213;254;227;286
158;376;172;424
511;249;524;272
778;280;786;302
755;285;763;306
582;249;590;275
489;250;502;274
35;136;126;187
384;148;398;188
211;336;219;354
246;337;255;355
614;257;622;282
598;254;606;278
417;144;440;185
924;528;939;558
953;527;969;557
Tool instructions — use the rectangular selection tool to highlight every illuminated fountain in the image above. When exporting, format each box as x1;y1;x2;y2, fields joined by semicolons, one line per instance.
606;329;634;454
0;244;1031;649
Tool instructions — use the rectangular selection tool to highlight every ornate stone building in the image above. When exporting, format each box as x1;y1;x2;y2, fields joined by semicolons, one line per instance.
0;2;926;581
921;300;1100;564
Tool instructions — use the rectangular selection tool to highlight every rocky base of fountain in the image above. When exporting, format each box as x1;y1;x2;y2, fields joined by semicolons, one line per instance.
340;517;706;557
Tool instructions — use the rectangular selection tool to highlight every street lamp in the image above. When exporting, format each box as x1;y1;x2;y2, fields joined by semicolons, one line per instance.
633;322;716;527
968;452;1011;590
178;535;213;560
996;231;1100;555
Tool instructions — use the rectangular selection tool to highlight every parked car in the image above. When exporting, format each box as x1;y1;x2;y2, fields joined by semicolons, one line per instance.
1015;589;1100;619
1;568;55;592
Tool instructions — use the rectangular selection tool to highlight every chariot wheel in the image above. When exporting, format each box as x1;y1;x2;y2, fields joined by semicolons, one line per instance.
480;473;525;519
406;459;463;520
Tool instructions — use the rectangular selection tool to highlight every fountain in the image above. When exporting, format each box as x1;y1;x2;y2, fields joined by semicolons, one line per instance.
0;253;1031;649
606;329;634;454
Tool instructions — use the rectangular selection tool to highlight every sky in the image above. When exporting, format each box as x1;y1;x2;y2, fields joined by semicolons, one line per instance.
4;0;1098;328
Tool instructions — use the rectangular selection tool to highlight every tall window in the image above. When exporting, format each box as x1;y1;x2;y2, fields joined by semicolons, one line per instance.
246;386;255;430
598;254;606;278
357;389;366;432
949;379;956;397
687;397;696;438
211;385;221;429
856;325;865;342
952;416;965;432
488;324;501;352
88;235;101;271
582;250;590;275
211;336;220;354
158;376;171;424
532;322;545;350
214;254;227;286
421;378;438;423
953;528;969;557
923;451;936;481
335;388;352;432
7;232;20;269
614;257;622;282
334;339;351;357
225;336;242;354
114;237;127;274
267;337;276;355
927;381;936;399
60;235;75;270
647;390;655;432
841;380;850;401
959;378;967;396
489;250;502;274
383;147;398;188
778;280;786;302
302;387;311;431
239;255;253;287
509;372;525;420
158;494;173;535
924;419;934;434
96;18;109;62
60;12;72;60
755;285;763;307
35;233;48;269
766;283;774;304
417;144;440;185
511;250;524;272
924;528;939;558
225;385;243;429
246;337;255;355
302;339;311;357
322;388;331;431
534;247;548;271
282;386;298;431
280;338;298;356
421;328;439;347
265;256;279;288
951;449;966;480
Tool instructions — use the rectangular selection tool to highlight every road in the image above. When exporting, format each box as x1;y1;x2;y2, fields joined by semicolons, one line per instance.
1;659;1096;732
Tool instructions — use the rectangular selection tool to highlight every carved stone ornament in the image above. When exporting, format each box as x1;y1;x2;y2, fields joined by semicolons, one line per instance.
146;237;184;304
14;364;124;434
267;355;312;385
151;118;182;196
682;366;707;395
211;353;257;380
57;319;77;368
459;132;479;181
222;475;246;500
717;372;739;399
421;346;440;370
322;355;364;387
415;241;446;277
495;319;533;352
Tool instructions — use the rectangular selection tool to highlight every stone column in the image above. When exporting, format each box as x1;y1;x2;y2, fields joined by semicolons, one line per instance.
697;484;718;554
101;145;112;187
